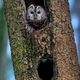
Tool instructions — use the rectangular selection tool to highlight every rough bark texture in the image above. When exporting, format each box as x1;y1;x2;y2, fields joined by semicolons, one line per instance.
51;0;80;80
4;0;31;80
4;0;80;80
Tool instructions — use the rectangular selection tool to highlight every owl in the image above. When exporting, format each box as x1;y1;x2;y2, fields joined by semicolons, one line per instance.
26;4;47;30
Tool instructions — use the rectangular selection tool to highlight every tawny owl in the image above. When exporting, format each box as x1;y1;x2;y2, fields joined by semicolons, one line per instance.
26;4;47;30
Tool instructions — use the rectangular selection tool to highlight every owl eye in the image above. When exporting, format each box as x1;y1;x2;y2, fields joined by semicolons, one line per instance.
30;11;34;14
37;11;41;14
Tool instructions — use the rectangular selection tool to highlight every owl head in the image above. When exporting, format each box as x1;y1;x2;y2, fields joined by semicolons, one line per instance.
26;4;47;22
26;4;47;30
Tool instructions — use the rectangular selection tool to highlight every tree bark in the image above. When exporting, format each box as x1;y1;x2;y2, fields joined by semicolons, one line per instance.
51;0;80;80
4;0;80;80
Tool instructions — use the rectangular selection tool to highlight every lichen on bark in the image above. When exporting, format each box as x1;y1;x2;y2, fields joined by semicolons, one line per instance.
4;0;38;80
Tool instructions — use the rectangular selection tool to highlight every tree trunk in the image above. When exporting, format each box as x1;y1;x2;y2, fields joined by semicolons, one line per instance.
4;0;80;80
52;0;80;80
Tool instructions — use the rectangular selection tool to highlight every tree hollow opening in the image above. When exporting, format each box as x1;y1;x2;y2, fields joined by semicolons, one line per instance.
24;0;49;9
24;0;50;30
37;54;54;80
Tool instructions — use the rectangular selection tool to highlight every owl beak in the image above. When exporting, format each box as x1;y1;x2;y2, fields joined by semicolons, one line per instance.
34;17;37;20
34;14;37;20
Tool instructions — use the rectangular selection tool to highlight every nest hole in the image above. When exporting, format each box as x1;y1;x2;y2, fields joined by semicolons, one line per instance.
24;0;50;20
24;0;48;9
37;54;54;80
24;0;51;31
